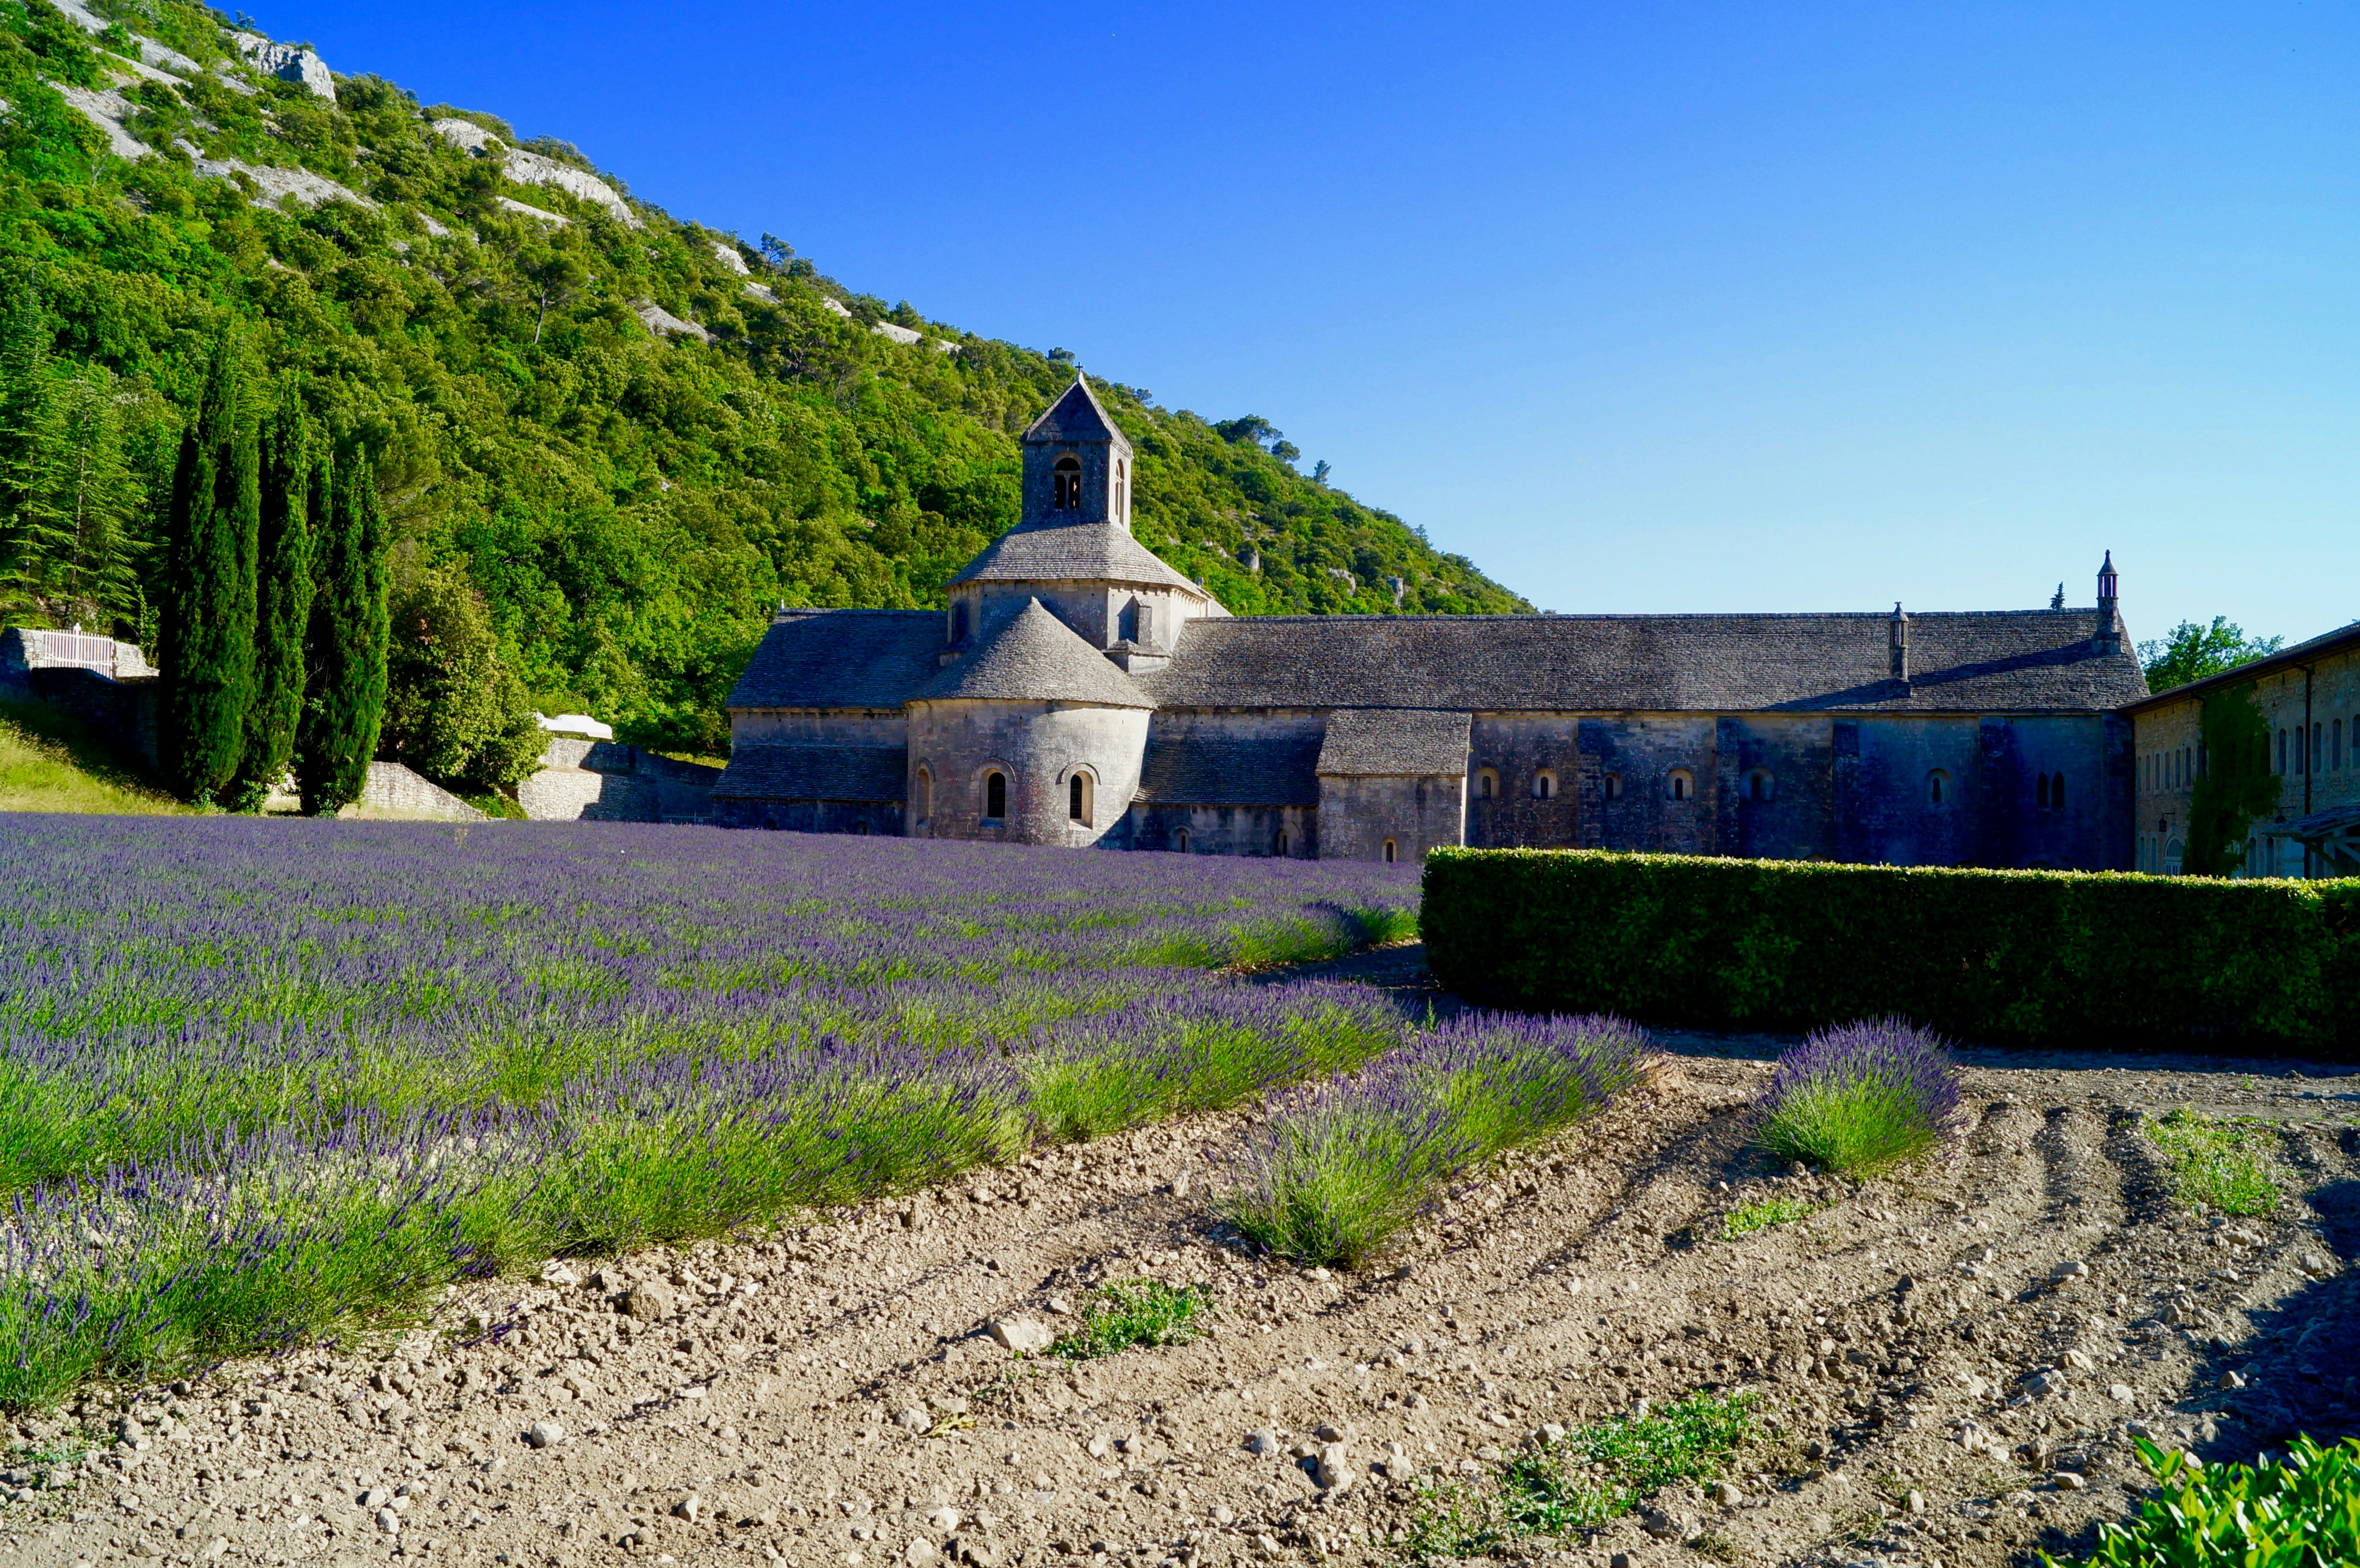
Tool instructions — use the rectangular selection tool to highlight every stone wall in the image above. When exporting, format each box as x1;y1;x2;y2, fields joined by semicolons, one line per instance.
517;738;720;824
1118;803;1313;857
712;797;903;835
2132;637;2360;877
348;761;482;820
1467;715;1581;850
906;698;1150;846
1316;773;1466;863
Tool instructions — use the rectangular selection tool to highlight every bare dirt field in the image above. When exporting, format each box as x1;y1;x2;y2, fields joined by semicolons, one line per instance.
7;945;2355;1568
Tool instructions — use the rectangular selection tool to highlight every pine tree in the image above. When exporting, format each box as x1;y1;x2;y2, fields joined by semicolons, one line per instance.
0;269;51;605
158;328;259;804
34;365;143;629
226;381;313;811
296;451;390;816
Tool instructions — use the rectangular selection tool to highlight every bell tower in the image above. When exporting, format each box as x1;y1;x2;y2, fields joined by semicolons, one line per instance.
1021;371;1133;532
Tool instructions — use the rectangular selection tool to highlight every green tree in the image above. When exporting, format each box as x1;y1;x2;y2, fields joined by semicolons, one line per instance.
380;565;545;792
225;383;314;811
2182;682;2282;877
2139;617;2283;692
0;267;50;606
157;329;258;804
295;451;389;816
29;364;144;630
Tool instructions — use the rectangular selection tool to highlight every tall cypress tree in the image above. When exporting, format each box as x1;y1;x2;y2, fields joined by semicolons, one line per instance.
296;451;390;816
226;381;314;811
159;328;259;804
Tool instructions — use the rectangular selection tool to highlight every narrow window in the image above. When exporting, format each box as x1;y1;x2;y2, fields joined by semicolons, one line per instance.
1477;768;1497;800
1604;771;1623;801
1382;838;1397;864
1115;457;1127;521
1533;769;1556;800
853;819;869;835
950;602;969;642
1275;828;1289;856
1175;827;1189;853
1746;769;1773;802
1927;770;1947;805
916;767;933;823
1069;772;1090;823
1668;770;1693;801
984;770;1006;821
1053;455;1081;510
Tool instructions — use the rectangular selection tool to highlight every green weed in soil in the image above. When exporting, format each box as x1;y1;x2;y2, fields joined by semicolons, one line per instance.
1050;1279;1211;1359
2149;1108;2281;1216
1721;1197;1820;1240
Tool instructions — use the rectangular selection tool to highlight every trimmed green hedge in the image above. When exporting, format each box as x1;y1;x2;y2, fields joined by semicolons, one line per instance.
1421;850;2360;1055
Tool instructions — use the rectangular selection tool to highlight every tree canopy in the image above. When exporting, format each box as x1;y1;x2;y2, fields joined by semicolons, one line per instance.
2139;617;2283;694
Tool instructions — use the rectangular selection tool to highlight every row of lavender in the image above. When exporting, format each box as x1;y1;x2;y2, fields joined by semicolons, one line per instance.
0;817;1421;1405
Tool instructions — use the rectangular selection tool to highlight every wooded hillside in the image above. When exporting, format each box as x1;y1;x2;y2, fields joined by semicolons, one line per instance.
0;0;1528;754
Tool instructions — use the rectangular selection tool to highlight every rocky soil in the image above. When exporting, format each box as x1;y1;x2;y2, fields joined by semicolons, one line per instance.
3;948;2354;1568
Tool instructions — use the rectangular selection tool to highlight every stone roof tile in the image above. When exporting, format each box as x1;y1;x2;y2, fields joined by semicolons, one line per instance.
726;609;942;710
1135;731;1322;806
1317;709;1473;775
1140;610;2148;714
947;522;1206;596
912;598;1154;708
1023;373;1130;450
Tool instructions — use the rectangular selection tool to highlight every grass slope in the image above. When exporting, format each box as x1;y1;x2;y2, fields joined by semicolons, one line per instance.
0;0;1529;755
0;696;181;813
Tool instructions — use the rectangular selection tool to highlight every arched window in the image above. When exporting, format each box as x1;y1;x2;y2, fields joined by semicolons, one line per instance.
1667;769;1694;801
1926;769;1948;805
1604;772;1623;801
1533;769;1557;800
853;819;869;835
1275;828;1289;857
915;766;933;823
1053;455;1082;511
1746;769;1774;802
950;602;969;642
984;770;1006;821
1476;768;1498;800
1382;838;1398;864
1174;827;1189;853
1114;457;1127;521
2036;773;2051;809
1069;771;1092;824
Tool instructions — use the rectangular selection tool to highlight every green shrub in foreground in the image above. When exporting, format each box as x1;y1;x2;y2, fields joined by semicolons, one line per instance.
2045;1435;2360;1568
1422;849;2360;1053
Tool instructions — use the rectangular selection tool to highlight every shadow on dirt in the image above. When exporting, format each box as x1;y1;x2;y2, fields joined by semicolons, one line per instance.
2190;1166;2360;1455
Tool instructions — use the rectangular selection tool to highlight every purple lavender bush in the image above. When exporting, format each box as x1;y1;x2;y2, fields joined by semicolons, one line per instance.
1753;1017;1963;1174
1223;1012;1651;1267
0;815;1421;1404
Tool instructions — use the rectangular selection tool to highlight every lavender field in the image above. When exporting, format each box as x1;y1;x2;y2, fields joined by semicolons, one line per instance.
0;816;1420;1406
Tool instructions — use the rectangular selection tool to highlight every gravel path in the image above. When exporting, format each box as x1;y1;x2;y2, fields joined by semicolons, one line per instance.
5;947;2353;1568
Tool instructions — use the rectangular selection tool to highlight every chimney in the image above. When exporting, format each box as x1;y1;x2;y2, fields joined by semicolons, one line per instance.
1889;602;1910;688
2093;550;2122;655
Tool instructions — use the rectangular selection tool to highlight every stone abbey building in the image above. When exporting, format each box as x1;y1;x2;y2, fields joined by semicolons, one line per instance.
715;374;2152;867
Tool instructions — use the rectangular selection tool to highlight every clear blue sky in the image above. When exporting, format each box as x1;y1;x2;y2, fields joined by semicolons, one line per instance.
261;1;2359;647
